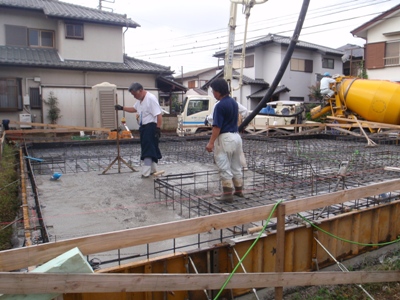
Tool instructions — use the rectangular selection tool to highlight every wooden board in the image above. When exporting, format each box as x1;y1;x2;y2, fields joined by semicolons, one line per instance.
0;271;398;294
0;178;399;272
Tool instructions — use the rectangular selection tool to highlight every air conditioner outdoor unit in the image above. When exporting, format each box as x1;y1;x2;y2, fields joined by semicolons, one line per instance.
19;114;32;128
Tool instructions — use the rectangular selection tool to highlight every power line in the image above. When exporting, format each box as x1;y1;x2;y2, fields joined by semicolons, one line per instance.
131;0;395;59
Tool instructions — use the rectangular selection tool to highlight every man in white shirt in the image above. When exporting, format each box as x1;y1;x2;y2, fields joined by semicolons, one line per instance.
115;82;162;178
206;98;248;169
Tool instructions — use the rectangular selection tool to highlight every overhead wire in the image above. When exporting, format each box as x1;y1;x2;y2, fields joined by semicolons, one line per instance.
133;0;386;53
132;0;396;60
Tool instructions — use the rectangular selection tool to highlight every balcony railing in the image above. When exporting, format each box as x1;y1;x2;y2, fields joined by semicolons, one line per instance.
384;55;400;66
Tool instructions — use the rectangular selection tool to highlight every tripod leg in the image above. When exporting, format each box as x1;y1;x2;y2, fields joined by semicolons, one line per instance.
119;157;138;172
102;157;118;174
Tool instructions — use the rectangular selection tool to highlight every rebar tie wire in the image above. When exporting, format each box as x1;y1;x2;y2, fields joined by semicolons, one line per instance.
213;199;284;300
314;237;375;300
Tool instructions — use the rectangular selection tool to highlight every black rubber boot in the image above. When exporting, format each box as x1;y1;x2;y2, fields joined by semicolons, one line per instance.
215;187;234;203
234;186;244;197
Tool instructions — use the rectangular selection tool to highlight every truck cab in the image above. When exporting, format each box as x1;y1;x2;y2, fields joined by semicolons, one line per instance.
176;95;216;136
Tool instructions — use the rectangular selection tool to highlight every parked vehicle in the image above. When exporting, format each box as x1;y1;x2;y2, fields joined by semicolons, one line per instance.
176;96;305;136
176;95;214;136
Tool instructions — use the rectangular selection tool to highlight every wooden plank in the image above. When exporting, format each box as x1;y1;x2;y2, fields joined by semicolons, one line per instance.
0;130;5;158
384;166;400;172
1;179;400;272
327;116;400;130
275;204;286;299
9;121;110;132
326;126;361;137
0;271;398;294
389;204;399;242
351;214;360;255
5;129;93;134
371;209;380;248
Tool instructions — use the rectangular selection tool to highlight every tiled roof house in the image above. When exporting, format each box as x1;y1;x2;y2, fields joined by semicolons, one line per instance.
351;3;400;81
212;33;344;107
0;0;185;130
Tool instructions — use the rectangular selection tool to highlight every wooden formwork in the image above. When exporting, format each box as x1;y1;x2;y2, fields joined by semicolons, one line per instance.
0;180;399;299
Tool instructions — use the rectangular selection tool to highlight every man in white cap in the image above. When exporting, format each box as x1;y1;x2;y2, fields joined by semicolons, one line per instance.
320;72;336;99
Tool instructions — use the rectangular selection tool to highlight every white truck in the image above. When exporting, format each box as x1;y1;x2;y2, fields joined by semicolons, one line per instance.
176;95;214;136
176;95;305;136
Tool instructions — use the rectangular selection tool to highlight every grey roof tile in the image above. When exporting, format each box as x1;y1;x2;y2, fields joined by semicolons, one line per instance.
0;46;172;74
337;44;364;58
176;66;222;79
214;34;344;57
0;0;139;27
200;69;268;90
232;70;267;85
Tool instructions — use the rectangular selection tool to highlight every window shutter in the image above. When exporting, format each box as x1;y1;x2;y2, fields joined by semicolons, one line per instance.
365;42;385;69
305;60;313;73
5;25;27;46
245;55;254;68
30;88;41;109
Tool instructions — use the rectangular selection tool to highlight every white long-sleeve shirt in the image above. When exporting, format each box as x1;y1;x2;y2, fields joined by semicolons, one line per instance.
320;77;336;91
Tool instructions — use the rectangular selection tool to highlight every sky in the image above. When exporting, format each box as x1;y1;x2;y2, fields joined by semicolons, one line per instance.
63;0;400;76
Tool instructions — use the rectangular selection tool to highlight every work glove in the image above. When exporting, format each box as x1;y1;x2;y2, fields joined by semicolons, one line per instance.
115;104;123;111
155;127;161;139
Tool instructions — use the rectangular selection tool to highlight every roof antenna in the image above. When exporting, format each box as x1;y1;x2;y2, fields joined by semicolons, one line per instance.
98;0;115;12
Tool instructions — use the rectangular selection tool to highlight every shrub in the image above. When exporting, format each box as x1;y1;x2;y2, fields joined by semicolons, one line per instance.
0;144;20;250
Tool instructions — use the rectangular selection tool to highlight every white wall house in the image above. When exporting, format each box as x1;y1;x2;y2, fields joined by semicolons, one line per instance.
0;0;185;131
351;4;400;82
209;33;344;110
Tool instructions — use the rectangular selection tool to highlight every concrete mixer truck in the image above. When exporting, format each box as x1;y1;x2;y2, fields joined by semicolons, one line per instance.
310;76;400;129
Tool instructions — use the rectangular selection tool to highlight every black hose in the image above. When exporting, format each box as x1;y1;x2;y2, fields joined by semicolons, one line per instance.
238;0;310;132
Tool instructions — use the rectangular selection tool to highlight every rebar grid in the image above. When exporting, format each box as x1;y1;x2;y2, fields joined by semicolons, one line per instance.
153;137;400;228
26;135;400;267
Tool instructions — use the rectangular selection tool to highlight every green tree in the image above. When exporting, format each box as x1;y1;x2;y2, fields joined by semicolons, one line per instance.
43;92;61;124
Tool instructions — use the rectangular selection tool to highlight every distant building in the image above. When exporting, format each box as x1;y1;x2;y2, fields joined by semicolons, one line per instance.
337;44;365;77
0;0;185;130
212;33;344;106
351;4;400;81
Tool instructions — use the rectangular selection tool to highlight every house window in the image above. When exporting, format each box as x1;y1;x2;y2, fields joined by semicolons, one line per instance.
5;25;28;46
65;23;84;39
245;55;254;68
188;80;196;89
290;58;313;73
30;88;41;109
0;78;22;111
6;25;55;48
385;41;400;66
290;96;304;101
28;29;54;47
322;58;334;69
